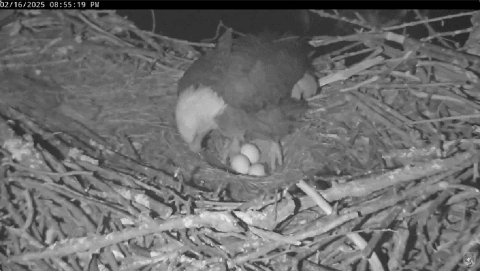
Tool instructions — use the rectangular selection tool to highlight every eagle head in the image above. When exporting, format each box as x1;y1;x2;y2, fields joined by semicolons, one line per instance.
175;86;227;152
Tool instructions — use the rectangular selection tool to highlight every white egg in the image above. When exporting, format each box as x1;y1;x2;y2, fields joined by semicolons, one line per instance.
240;143;260;164
230;154;250;174
248;163;266;177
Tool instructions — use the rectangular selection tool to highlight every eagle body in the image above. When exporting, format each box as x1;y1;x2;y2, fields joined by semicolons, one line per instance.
175;30;310;168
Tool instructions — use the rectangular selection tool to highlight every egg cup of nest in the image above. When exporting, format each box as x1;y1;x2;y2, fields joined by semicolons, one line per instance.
202;131;269;177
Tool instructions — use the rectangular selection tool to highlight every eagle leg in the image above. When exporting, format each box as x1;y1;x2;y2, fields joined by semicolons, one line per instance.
269;141;283;171
251;139;283;172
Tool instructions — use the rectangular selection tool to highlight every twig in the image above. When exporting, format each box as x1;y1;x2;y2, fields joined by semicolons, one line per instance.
408;114;480;124
309;10;374;30
421;27;474;43
383;10;478;31
20;190;35;231
5;161;93;177
296;180;384;271
10;211;242;262
414;10;452;49
150;10;155;34
296;180;333;215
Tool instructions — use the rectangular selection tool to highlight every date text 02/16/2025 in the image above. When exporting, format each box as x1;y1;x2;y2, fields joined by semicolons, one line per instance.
0;1;100;9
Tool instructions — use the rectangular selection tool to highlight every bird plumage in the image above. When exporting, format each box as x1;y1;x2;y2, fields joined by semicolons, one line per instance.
175;29;311;168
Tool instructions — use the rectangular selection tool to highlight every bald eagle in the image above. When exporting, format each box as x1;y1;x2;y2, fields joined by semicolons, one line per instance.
175;29;313;171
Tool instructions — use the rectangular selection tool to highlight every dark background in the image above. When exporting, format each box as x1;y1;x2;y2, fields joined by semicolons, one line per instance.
118;10;316;40
116;10;473;44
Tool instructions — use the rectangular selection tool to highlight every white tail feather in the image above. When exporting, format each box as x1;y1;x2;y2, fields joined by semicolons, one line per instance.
175;86;227;151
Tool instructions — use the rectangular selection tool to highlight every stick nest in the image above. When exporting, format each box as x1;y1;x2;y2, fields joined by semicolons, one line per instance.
1;10;480;271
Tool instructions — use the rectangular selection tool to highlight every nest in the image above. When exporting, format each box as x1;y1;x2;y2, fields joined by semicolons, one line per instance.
1;9;480;271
